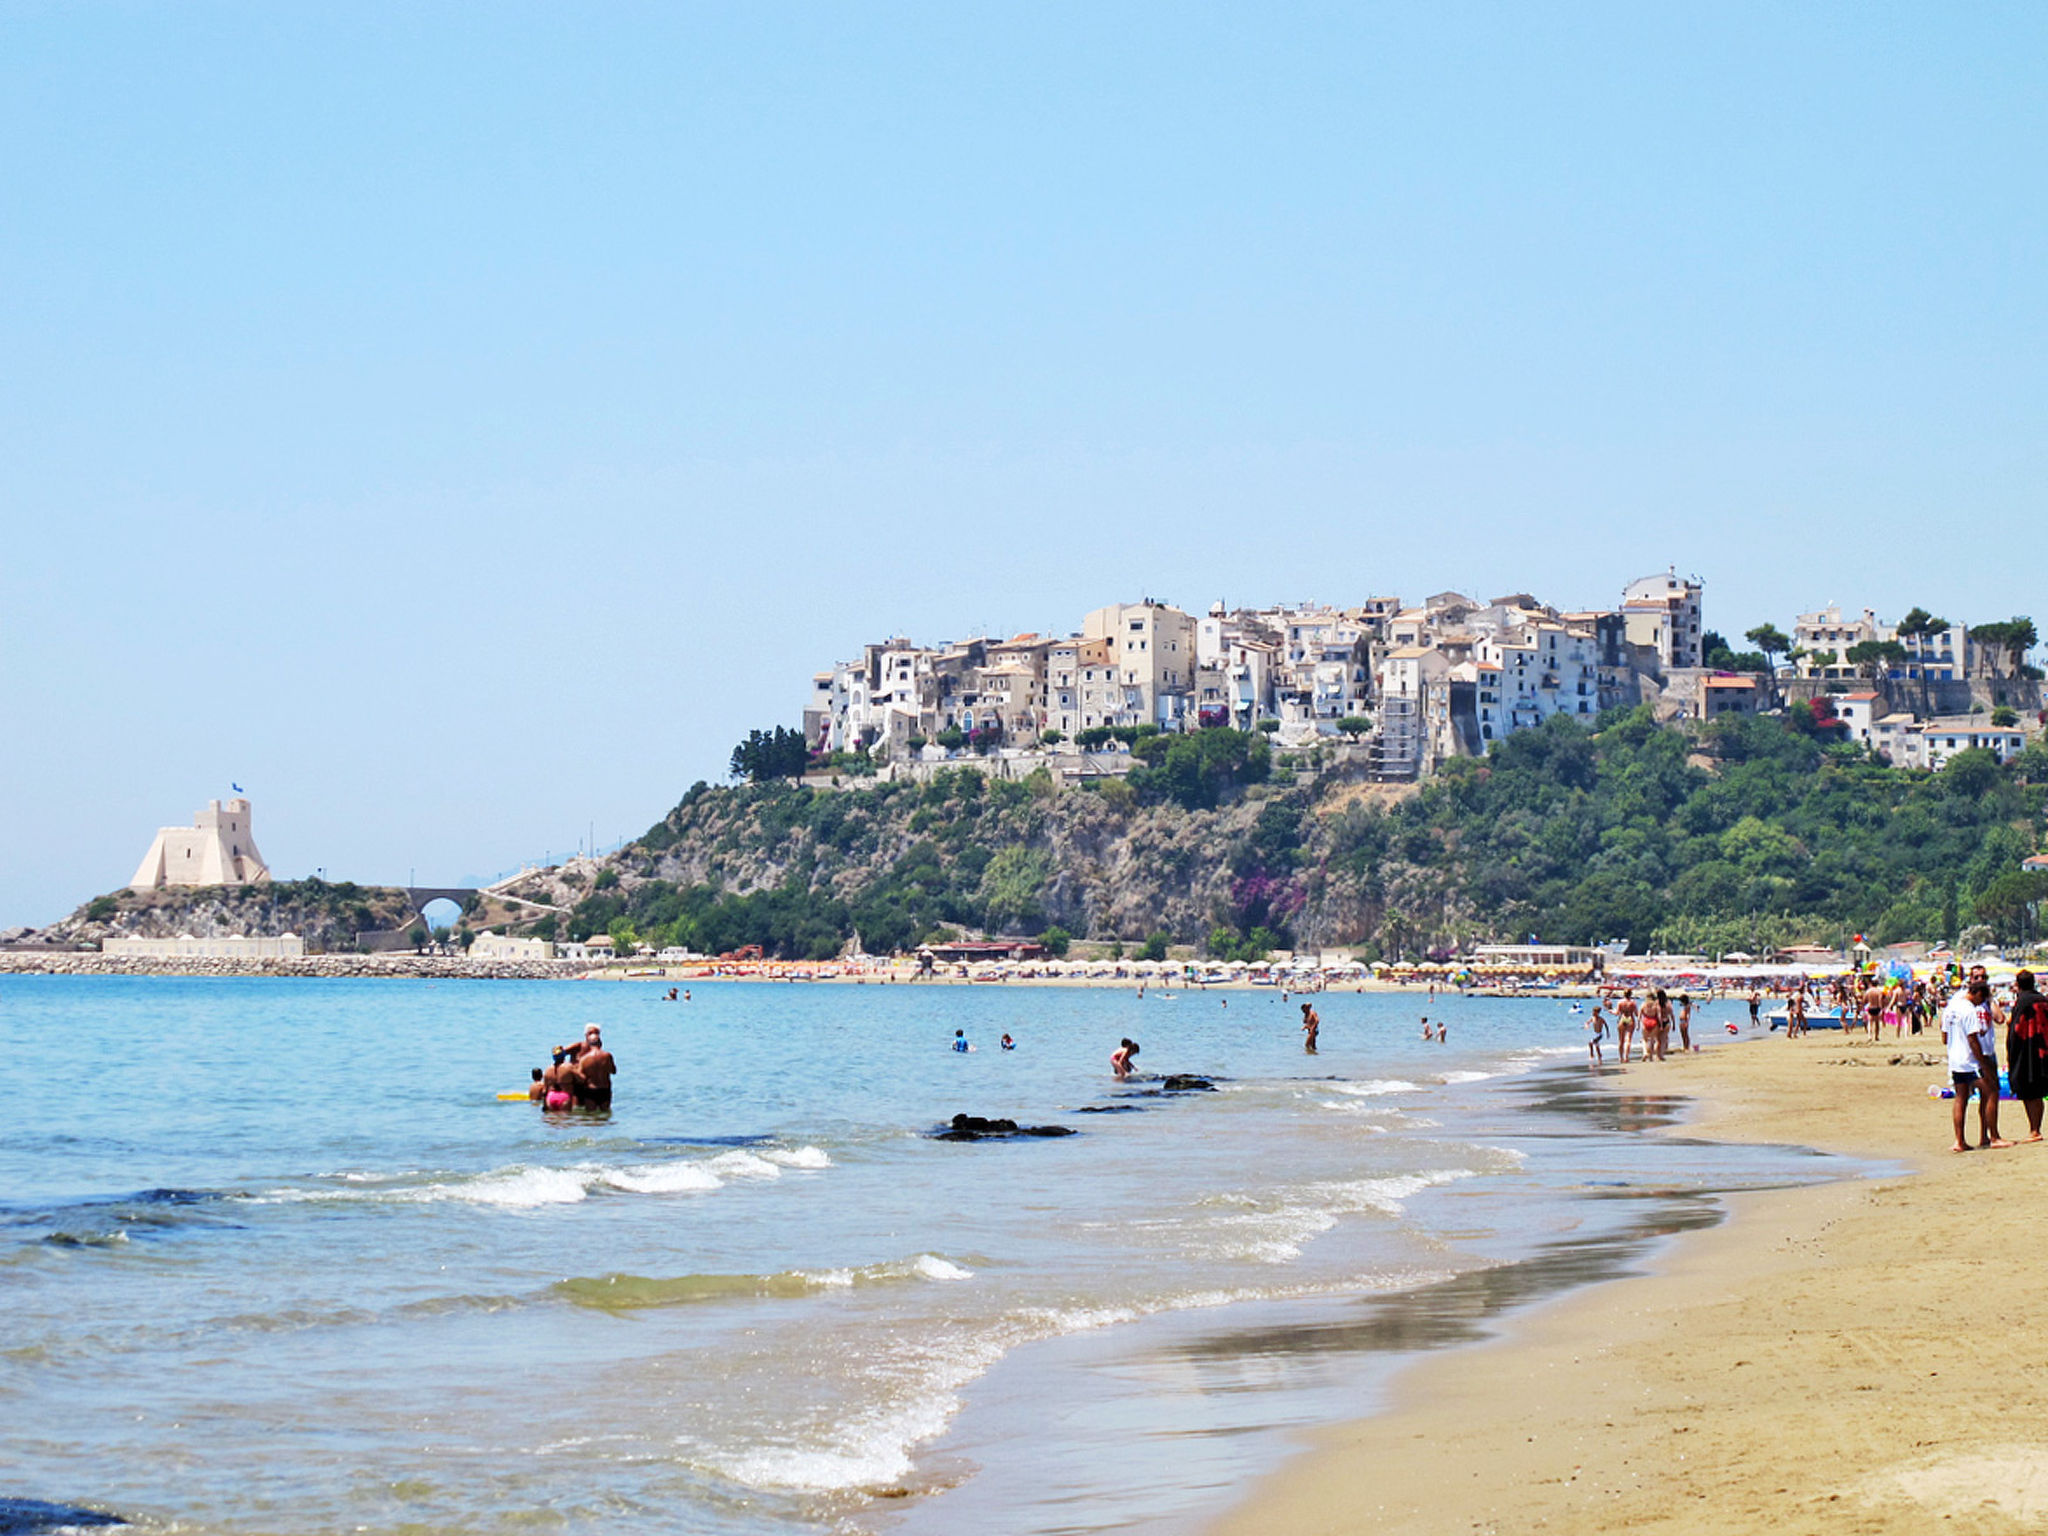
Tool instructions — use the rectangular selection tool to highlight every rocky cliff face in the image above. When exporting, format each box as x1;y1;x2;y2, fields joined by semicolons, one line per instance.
485;767;1441;957
29;881;417;953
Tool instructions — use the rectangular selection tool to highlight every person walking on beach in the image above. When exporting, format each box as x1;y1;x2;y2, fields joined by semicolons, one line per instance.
1615;991;1638;1063
1300;1002;1320;1054
1642;990;1667;1062
2006;969;2047;1142
1676;993;1695;1053
1943;976;2011;1151
1587;1005;1607;1064
1746;988;1761;1030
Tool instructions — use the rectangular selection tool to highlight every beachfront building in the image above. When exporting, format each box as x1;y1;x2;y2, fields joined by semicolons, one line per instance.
102;932;303;959
1469;942;1604;971
1622;569;1705;676
129;797;271;891
470;931;556;961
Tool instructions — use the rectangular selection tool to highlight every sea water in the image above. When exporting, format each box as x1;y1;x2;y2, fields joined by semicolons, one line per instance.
0;977;1838;1534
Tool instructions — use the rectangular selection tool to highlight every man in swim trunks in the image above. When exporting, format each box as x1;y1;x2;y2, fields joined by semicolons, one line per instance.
577;1028;617;1109
1587;1005;1607;1065
1300;1002;1320;1053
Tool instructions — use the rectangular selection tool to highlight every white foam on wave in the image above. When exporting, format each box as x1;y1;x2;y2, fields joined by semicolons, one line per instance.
910;1254;972;1281
600;1163;725;1195
451;1167;594;1208
700;1265;1443;1498
702;1332;1011;1492
763;1146;833;1169
259;1144;831;1209
706;1151;784;1180
1439;1069;1496;1085
1195;1166;1484;1263
1326;1079;1423;1098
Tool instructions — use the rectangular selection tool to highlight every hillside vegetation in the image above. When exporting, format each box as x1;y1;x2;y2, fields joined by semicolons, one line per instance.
525;708;2047;961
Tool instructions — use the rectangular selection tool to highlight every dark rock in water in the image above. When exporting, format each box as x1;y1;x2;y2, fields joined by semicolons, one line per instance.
931;1113;1075;1141
1075;1104;1147;1114
0;1501;125;1534
951;1114;1019;1135
1160;1075;1216;1092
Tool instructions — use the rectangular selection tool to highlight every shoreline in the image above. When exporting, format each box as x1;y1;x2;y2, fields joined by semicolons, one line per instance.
0;954;1703;1002
1207;1031;2048;1535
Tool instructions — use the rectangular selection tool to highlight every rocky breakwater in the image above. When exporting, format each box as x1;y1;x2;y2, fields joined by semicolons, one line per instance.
0;951;579;981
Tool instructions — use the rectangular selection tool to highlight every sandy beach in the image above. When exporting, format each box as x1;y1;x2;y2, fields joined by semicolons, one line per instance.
1209;1028;2048;1535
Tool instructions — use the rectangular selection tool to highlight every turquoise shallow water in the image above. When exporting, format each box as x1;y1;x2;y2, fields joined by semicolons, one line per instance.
0;977;1835;1534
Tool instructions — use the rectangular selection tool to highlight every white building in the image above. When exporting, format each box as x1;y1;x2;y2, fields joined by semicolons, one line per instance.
130;797;271;891
1479;622;1600;730
102;932;304;959
470;930;556;961
1912;719;2029;771
1622;569;1705;674
1792;605;1881;680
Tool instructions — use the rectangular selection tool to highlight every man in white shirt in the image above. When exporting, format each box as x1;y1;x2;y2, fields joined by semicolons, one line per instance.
1943;977;2010;1152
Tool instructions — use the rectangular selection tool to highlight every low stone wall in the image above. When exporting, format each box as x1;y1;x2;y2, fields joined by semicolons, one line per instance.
0;952;580;981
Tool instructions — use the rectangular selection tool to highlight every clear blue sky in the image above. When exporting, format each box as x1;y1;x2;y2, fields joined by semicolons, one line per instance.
4;2;2043;926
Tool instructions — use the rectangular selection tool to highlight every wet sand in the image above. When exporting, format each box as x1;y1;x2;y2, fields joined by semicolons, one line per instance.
1210;1030;2048;1535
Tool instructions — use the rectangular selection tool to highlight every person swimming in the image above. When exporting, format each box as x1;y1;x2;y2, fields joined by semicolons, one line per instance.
1000;1033;1015;1051
952;1029;973;1053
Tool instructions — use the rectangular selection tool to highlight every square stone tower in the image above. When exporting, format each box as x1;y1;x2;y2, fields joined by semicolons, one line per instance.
130;797;272;890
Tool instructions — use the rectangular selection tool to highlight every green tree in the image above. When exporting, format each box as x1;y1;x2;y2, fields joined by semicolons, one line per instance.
979;846;1048;933
1992;705;2018;728
1336;716;1372;737
1973;617;2036;679
730;726;810;782
1040;925;1071;957
1138;931;1170;962
1744;624;1791;680
1942;747;2002;798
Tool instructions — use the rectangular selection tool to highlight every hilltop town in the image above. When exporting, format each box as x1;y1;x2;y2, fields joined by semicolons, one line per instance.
804;574;2043;784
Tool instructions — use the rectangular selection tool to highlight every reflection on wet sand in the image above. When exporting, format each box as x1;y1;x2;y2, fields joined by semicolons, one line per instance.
1165;1190;1724;1365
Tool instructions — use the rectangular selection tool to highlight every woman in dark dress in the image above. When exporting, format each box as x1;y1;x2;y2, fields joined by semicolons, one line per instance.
2006;969;2048;1142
